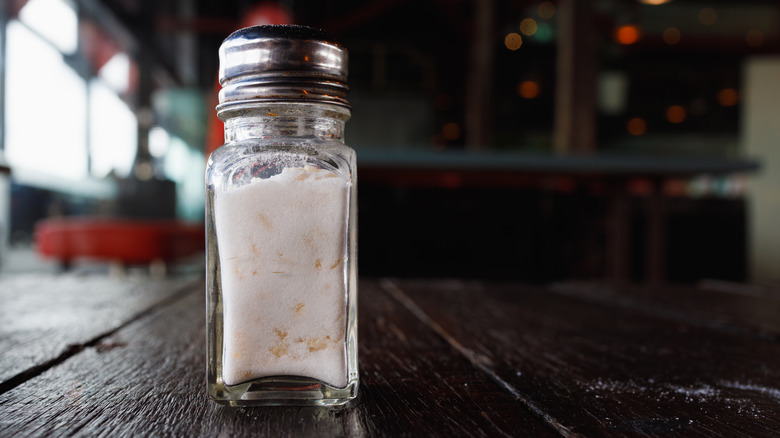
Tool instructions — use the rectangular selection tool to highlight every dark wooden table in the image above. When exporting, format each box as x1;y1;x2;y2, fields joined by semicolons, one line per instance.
2;274;780;436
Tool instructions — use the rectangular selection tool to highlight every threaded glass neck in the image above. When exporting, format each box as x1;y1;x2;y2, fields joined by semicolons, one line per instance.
222;103;349;144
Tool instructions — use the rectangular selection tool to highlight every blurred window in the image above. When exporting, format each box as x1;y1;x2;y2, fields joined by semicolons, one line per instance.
89;79;137;178
98;52;131;95
4;3;138;184
5;21;88;179
18;0;78;54
163;135;205;221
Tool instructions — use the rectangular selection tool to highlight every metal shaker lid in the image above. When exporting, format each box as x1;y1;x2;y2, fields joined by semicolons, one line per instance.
217;25;349;116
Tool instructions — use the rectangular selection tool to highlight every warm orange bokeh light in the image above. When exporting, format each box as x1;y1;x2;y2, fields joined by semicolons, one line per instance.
442;122;461;140
699;7;717;26
627;118;647;136
663;27;681;45
504;33;523;50
717;89;739;107
538;1;555;19
520;18;538;36
666;105;687;124
518;80;540;99
615;25;640;45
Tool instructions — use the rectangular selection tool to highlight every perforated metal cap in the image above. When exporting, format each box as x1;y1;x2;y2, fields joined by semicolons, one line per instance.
217;25;349;116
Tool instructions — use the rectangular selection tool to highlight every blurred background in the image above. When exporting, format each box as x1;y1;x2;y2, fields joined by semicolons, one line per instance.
0;0;777;285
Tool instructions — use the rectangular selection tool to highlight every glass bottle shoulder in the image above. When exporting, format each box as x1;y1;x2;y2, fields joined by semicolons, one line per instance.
207;139;355;192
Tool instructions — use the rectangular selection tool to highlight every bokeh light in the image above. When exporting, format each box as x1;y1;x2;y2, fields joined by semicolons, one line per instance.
537;1;555;19
517;80;540;99
627;118;647;136
717;88;739;107
663;27;681;45
665;105;686;124
520;18;538;36
504;32;523;50
615;25;640;45
442;122;461;140
699;7;717;26
534;22;554;43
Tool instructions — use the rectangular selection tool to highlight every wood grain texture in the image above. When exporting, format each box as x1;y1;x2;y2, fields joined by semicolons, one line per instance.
0;279;553;437
0;273;198;387
550;281;780;340
385;279;780;437
356;281;553;437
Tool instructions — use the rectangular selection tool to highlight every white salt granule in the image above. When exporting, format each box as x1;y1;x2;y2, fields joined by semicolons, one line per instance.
215;166;350;387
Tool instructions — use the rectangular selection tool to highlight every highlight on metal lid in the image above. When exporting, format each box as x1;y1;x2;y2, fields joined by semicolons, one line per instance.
217;24;349;115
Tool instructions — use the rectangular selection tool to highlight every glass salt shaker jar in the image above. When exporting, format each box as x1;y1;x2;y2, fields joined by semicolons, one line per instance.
206;25;358;406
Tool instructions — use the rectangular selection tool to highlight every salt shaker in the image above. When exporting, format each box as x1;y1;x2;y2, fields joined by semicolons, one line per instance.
206;25;358;406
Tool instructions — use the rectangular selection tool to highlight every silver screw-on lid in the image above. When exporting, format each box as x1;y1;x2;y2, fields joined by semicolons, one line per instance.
217;25;349;116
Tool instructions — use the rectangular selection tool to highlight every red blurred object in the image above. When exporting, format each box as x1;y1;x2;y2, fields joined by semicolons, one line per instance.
627;177;655;196
80;22;120;73
36;218;204;265
243;2;294;26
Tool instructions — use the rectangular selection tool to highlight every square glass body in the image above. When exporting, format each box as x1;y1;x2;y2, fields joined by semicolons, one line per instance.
206;104;358;406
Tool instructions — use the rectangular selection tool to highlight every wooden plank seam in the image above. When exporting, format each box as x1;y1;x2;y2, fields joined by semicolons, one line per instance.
0;278;201;395
378;278;581;438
